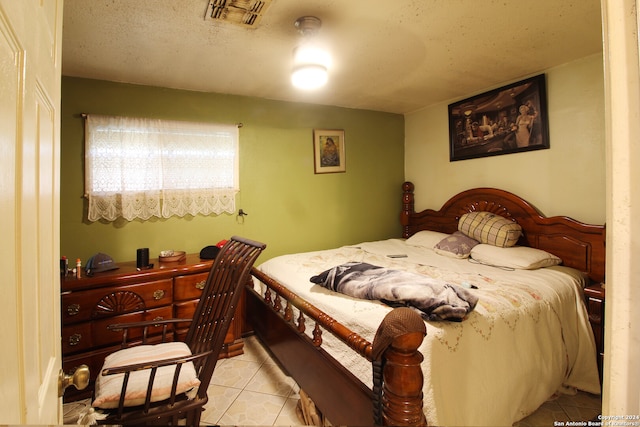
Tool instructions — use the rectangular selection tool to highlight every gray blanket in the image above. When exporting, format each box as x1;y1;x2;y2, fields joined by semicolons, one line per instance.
310;262;478;321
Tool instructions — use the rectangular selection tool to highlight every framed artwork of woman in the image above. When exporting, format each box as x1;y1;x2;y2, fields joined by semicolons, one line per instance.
313;129;346;173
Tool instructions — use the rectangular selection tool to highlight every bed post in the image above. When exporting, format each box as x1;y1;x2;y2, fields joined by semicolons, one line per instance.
373;307;427;426
401;182;415;238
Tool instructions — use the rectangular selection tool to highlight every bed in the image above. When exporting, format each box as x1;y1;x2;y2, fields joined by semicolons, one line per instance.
246;182;605;426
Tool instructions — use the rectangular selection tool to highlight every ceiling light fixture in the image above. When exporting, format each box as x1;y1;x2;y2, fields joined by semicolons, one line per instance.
291;16;330;90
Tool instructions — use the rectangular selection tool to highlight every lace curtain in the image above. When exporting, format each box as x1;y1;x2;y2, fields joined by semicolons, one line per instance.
85;115;239;221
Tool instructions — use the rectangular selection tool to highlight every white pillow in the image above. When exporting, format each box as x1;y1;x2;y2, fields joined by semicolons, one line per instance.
470;244;562;270
405;230;450;249
93;342;200;409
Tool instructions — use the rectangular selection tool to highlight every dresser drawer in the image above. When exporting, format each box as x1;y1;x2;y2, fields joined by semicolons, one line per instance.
63;305;174;355
62;322;93;354
174;299;199;329
174;272;209;301
92;305;174;348
174;300;234;344
62;279;173;324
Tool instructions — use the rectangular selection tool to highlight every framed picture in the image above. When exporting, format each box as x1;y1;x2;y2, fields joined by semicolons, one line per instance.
313;129;346;173
448;74;550;162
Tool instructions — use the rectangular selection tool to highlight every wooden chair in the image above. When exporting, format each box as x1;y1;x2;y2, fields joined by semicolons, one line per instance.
89;236;266;426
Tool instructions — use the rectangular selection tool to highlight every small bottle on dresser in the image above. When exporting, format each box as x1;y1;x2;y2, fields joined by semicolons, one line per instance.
76;258;81;279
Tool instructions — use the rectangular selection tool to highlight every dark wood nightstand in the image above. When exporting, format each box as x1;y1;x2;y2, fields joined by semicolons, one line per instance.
584;282;605;384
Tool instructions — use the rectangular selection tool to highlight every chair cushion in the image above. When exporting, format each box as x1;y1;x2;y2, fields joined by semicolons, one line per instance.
92;342;200;409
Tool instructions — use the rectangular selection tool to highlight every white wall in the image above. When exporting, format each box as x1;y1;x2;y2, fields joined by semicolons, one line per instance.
405;54;605;225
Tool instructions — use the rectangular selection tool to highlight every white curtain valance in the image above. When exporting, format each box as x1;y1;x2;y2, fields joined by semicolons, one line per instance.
85;115;239;222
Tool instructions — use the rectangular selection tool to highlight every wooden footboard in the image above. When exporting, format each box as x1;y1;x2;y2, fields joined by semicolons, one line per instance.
247;268;427;426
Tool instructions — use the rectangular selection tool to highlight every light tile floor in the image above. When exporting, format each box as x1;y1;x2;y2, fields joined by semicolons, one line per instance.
64;334;602;426
515;389;602;427
200;335;302;426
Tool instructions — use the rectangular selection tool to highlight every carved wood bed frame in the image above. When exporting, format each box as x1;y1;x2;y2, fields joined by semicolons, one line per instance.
246;182;606;426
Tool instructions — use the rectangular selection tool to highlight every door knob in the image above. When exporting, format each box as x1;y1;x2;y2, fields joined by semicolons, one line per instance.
58;364;90;397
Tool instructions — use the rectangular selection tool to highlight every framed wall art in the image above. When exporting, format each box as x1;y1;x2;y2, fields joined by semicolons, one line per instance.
448;74;550;162
313;129;346;174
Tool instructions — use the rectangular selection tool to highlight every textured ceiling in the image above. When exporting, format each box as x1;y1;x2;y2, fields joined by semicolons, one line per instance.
61;0;603;114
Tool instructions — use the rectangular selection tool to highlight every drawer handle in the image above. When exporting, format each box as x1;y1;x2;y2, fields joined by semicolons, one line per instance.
69;333;82;346
153;289;165;300
67;304;80;316
152;316;164;326
195;280;206;290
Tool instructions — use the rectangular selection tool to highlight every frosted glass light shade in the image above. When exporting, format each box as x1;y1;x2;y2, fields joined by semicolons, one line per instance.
291;43;331;90
291;64;328;90
293;45;331;68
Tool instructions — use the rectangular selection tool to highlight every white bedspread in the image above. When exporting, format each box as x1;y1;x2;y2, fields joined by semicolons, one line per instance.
254;239;600;426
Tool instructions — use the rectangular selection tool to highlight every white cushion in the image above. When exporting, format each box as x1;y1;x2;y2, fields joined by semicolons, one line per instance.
92;342;200;409
470;244;562;270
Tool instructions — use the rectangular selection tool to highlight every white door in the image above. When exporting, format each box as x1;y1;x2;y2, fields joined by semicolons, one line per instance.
0;0;64;424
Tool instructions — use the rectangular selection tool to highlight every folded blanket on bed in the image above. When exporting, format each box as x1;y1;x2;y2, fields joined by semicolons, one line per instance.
310;262;478;321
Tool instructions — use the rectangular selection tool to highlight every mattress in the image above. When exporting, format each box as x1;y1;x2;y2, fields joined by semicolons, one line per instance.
254;238;600;426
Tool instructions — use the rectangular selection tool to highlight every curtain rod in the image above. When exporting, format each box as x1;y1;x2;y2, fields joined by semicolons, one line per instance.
80;113;243;128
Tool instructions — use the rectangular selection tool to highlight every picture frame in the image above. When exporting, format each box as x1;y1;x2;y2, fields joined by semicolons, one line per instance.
448;74;550;162
313;129;346;173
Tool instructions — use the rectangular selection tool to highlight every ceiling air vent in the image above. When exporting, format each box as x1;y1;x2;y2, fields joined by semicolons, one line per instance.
205;0;272;28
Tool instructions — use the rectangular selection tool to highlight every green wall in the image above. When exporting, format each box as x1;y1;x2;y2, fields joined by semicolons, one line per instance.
61;77;404;264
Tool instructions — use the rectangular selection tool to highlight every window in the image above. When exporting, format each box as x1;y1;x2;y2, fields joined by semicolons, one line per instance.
84;115;239;221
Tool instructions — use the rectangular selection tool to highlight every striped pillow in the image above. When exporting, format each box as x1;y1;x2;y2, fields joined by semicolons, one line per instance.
458;211;522;248
92;342;200;409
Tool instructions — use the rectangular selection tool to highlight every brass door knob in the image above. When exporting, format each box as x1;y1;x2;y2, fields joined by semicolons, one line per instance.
58;364;90;397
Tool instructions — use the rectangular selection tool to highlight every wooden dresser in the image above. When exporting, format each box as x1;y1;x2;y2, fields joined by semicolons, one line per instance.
61;253;244;401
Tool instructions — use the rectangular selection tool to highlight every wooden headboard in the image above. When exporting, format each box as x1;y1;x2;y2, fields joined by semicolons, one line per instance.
400;182;606;284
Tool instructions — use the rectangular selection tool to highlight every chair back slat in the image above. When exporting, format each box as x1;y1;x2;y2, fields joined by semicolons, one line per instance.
184;236;266;388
